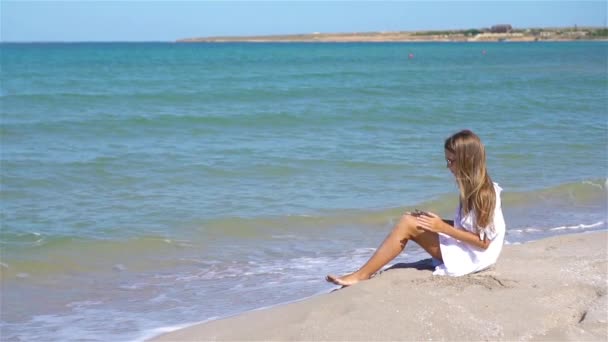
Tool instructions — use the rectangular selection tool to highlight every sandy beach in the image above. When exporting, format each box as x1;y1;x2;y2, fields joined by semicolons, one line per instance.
151;231;607;341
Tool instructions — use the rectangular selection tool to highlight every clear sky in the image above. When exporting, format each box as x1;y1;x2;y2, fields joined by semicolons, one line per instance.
1;1;606;42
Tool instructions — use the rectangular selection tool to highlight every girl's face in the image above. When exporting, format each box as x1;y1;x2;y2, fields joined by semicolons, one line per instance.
445;149;457;176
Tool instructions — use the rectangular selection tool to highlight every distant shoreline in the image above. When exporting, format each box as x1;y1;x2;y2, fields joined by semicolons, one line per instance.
2;40;607;44
177;27;608;43
1;27;606;44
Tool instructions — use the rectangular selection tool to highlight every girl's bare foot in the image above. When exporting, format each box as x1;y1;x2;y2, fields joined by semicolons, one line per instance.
325;272;369;286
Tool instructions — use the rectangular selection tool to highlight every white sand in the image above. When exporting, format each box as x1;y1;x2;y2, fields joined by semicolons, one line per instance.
152;231;607;341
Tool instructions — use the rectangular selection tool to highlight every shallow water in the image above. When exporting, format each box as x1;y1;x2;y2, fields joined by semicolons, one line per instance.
1;41;607;341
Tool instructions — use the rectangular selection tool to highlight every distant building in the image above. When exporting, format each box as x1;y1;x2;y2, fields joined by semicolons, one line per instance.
490;25;513;33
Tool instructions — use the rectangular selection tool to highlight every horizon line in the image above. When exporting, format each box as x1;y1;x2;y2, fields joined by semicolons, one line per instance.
2;25;606;44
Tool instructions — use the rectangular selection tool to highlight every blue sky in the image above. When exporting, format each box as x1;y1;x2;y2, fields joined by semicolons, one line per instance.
1;1;606;42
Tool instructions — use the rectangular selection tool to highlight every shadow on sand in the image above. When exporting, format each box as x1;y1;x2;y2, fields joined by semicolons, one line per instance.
329;258;435;292
383;258;435;272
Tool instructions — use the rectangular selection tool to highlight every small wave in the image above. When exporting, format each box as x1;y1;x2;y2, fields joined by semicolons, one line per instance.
66;300;103;309
505;241;522;245
549;221;604;231
508;221;605;235
149;246;377;285
0;231;45;246
2;109;346;133
112;264;127;272
508;228;543;233
503;178;607;208
582;180;606;190
198;194;459;238
135;320;216;342
118;284;142;290
1;235;193;279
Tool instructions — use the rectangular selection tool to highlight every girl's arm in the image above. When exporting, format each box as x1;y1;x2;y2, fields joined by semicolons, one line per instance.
418;213;490;250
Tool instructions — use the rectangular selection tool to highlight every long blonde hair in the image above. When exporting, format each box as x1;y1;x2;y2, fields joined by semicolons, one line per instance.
444;130;496;230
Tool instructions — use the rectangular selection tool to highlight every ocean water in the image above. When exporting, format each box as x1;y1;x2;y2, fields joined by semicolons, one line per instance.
1;42;607;341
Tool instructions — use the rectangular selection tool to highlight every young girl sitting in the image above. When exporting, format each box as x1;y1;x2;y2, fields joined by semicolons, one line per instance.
327;129;506;285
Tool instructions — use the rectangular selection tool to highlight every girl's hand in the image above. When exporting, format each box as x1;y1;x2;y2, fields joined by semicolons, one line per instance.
416;211;447;234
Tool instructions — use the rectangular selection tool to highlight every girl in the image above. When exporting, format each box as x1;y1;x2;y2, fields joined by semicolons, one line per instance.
327;130;505;285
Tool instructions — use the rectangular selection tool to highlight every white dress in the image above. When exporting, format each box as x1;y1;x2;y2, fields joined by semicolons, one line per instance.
433;183;506;276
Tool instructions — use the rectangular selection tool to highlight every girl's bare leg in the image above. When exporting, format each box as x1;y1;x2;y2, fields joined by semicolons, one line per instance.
326;214;442;286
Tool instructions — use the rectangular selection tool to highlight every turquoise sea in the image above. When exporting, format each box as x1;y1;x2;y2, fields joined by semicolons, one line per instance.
1;42;607;341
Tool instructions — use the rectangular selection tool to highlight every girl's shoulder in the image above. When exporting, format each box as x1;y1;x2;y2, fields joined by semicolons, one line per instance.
493;182;503;199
